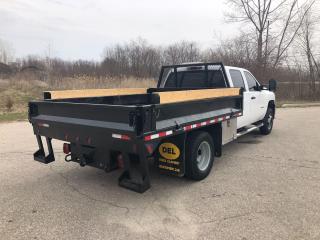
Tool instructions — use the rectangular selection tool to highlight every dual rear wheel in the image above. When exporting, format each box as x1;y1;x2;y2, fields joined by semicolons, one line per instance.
185;106;275;180
185;107;274;180
185;131;214;180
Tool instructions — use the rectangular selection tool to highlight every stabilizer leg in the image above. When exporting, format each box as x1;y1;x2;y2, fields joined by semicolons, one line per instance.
34;135;55;164
118;143;150;193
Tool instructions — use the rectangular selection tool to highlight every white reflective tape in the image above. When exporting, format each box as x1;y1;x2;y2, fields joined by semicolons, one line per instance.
112;134;121;139
150;134;159;140
38;123;50;128
201;122;207;126
218;117;223;121
166;130;173;136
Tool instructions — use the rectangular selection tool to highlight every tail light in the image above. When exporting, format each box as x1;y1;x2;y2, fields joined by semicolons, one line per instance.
145;144;154;155
63;143;70;154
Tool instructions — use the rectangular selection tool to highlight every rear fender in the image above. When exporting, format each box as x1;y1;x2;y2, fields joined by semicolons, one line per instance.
186;124;222;157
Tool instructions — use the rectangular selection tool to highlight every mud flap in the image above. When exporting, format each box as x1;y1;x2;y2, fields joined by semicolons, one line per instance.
213;124;222;157
156;134;186;177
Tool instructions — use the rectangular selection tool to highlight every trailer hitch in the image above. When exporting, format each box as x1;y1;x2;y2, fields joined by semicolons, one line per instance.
33;135;55;164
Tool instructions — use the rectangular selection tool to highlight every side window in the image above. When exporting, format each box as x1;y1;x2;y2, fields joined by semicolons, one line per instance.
229;70;245;89
244;71;258;91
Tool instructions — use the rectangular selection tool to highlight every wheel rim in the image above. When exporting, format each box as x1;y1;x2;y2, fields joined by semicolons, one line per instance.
267;111;273;130
196;141;211;171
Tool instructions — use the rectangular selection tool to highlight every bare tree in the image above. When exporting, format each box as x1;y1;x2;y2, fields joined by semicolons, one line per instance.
102;38;163;78
272;0;315;67
297;3;319;96
164;41;200;64
0;39;14;64
203;33;256;69
226;0;315;72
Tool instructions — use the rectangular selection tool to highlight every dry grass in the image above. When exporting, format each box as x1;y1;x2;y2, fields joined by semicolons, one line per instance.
0;79;45;114
1;74;318;122
48;75;156;90
0;76;156;122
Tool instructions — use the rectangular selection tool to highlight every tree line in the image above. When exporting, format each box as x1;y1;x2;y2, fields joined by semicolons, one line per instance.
0;0;319;99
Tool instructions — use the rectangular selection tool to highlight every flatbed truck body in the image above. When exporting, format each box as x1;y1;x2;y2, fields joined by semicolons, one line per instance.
29;63;276;192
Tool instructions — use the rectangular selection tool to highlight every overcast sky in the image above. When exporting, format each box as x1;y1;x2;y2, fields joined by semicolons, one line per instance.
0;0;239;60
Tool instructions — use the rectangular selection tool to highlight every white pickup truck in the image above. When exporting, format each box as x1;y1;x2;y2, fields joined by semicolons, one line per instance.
29;62;276;192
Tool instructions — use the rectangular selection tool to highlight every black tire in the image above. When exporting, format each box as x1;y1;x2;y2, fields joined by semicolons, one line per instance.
185;131;214;180
260;107;274;135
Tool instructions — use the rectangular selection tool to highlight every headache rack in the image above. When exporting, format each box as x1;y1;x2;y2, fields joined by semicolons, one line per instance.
157;62;229;88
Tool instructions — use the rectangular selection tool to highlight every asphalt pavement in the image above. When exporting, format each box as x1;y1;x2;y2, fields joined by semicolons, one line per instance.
0;107;320;240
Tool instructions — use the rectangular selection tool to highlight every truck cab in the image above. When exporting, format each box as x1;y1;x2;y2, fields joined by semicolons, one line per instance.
225;66;275;130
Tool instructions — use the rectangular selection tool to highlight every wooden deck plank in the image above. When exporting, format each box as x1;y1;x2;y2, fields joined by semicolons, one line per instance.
156;88;240;104
45;88;147;99
45;87;240;103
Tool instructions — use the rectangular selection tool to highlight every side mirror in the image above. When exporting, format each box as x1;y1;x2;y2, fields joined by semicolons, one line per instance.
253;85;260;91
269;79;277;92
254;85;267;91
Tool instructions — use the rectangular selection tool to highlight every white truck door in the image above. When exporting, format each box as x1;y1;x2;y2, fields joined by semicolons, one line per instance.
227;69;250;129
243;71;266;122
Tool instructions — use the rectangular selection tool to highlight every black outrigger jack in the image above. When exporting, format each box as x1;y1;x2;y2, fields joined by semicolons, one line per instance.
118;143;151;193
34;135;55;164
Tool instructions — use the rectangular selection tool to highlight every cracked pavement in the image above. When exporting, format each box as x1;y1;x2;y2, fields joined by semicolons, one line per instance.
1;107;320;240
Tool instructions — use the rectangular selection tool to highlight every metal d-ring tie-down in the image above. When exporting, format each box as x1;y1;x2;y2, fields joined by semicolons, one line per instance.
65;154;72;162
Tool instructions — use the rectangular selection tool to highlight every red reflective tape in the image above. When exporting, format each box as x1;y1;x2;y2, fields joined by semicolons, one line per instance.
144;135;152;141
158;132;167;138
144;130;173;141
121;135;131;140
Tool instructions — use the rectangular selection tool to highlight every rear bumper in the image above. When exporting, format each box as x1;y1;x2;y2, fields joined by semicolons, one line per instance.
31;126;151;193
